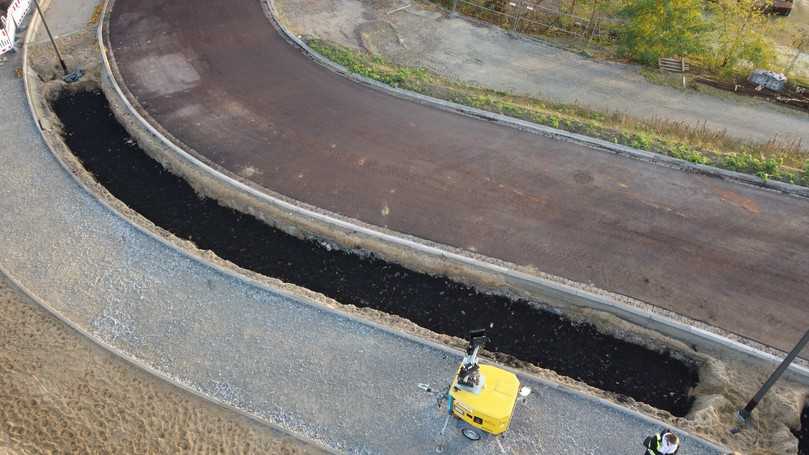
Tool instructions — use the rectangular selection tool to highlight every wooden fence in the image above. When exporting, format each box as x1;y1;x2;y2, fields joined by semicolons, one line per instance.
658;57;689;73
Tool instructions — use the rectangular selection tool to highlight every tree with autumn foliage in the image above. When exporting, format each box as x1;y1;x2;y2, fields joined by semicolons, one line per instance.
704;0;776;75
619;0;777;76
619;0;709;65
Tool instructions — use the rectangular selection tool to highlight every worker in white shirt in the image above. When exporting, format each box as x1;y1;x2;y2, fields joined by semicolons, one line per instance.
643;429;680;455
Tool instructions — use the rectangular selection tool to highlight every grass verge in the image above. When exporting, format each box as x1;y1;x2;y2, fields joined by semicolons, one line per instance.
310;38;809;187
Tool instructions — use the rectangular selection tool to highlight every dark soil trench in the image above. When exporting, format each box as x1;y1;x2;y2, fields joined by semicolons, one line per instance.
53;89;698;416
796;403;809;455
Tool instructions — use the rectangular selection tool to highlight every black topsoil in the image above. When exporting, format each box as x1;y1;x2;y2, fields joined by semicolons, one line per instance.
796;403;809;455
53;89;698;417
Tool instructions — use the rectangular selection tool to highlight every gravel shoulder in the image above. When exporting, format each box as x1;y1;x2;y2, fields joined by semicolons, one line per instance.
275;0;809;146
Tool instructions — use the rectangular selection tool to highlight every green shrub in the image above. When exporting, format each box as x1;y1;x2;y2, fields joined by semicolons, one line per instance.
619;0;708;65
722;153;782;180
629;132;653;150
670;144;710;164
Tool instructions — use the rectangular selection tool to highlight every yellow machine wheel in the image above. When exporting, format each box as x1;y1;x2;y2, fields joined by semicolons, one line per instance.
462;428;481;441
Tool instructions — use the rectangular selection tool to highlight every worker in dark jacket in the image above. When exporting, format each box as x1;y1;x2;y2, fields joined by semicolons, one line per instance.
643;429;680;454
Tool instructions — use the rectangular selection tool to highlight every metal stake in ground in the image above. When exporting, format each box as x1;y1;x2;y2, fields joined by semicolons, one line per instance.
32;0;68;75
733;326;809;432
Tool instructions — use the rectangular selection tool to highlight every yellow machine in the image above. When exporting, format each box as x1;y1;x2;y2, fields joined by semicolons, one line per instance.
444;329;528;440
449;364;520;435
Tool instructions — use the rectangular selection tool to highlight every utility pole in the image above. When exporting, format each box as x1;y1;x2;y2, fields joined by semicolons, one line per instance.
32;0;68;75
733;327;809;431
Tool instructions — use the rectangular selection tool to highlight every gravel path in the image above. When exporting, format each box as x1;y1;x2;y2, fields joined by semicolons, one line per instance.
0;1;727;454
276;0;809;146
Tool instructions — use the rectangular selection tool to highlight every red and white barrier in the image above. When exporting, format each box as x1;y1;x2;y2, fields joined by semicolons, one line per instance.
1;18;14;55
1;0;33;55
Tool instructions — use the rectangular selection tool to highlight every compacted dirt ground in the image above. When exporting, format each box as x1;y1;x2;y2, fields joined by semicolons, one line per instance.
0;275;323;454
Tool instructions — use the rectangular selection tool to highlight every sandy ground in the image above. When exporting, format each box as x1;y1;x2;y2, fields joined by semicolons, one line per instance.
0;274;324;454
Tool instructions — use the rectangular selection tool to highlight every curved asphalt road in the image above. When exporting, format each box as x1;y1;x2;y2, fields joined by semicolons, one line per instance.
107;0;809;353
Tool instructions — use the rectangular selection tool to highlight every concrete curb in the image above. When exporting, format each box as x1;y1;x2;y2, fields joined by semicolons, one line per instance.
265;0;809;200
95;0;809;386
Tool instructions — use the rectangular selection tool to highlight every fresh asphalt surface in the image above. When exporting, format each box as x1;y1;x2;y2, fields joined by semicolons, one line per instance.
1;42;723;455
107;0;809;354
